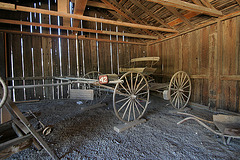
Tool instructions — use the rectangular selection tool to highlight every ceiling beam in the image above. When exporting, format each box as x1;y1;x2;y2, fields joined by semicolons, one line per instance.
192;0;203;6
146;0;223;17
87;1;113;10
105;0;165;37
0;19;158;39
100;0;155;36
165;6;195;28
58;0;70;26
199;0;215;9
73;0;88;28
128;0;172;28
236;0;240;6
0;29;145;45
1;3;177;32
168;12;199;26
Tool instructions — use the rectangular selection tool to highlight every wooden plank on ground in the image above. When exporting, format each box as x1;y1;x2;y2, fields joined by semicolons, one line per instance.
114;119;146;133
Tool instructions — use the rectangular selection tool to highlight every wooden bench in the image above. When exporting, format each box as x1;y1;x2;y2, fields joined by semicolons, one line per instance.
119;57;160;75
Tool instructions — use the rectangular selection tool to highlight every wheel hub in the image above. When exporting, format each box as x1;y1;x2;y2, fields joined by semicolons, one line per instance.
130;94;137;99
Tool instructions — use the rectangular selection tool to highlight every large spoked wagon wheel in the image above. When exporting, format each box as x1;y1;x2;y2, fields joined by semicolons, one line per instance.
83;71;108;105
113;71;150;123
169;71;191;110
0;77;8;109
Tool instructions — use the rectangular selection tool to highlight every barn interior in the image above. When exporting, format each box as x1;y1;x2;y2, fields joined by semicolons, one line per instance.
0;0;240;159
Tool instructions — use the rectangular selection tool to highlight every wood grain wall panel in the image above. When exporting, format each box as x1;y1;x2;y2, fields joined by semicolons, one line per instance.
0;32;5;79
23;35;34;100
149;15;240;112
12;35;24;101
70;39;77;76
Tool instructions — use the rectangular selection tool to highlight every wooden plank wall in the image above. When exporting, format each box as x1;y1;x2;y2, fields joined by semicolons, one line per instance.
2;33;145;101
148;15;240;112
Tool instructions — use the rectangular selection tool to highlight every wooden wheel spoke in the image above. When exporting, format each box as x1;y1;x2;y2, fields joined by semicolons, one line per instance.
180;74;187;88
135;83;147;95
179;93;186;104
181;84;191;90
125;76;132;93
132;101;136;120
182;92;189;99
170;88;178;91
135;77;144;94
133;73;139;92
116;97;130;104
118;98;131;112
171;90;177;97
134;101;141;115
136;97;148;102
173;77;179;88
171;92;178;104
122;100;131;120
135;99;145;110
181;79;190;89
175;94;179;108
120;83;131;95
131;72;133;92
137;91;148;96
128;101;132;122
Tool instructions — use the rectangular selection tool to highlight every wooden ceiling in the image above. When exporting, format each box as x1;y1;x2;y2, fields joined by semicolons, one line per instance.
81;0;240;38
0;0;239;42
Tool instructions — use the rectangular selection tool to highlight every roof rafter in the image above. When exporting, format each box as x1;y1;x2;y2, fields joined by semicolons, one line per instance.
236;0;240;6
73;0;88;27
100;0;156;36
106;0;165;38
0;2;177;32
199;0;215;9
87;1;113;10
128;0;172;28
146;0;223;17
165;6;195;28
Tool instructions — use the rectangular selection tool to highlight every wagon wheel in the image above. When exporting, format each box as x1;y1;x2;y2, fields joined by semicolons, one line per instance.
113;71;150;123
0;77;8;109
169;71;191;110
83;71;108;105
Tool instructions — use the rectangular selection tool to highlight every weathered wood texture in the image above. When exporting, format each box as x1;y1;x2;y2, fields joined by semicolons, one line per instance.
148;15;240;112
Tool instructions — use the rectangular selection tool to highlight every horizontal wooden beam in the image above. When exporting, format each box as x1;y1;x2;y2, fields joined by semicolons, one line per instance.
0;19;158;39
0;29;146;45
87;1;113;10
168;12;199;26
0;2;178;33
236;0;240;6
147;0;223;17
148;11;240;45
220;75;240;81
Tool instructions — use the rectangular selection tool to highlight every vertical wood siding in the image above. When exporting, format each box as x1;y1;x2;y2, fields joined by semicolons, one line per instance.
148;15;240;112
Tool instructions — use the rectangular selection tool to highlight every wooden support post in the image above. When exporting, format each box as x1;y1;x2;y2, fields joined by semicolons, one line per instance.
58;0;70;27
216;20;223;110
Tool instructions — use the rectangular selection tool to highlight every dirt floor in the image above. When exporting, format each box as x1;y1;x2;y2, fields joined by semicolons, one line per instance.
6;95;240;159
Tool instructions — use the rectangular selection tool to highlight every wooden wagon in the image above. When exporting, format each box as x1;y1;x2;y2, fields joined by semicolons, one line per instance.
55;56;192;123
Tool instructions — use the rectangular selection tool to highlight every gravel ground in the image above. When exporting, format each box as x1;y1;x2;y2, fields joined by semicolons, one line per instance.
6;95;240;160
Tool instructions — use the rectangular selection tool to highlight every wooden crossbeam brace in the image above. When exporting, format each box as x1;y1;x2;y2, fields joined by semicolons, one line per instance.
146;0;223;17
0;2;177;33
127;0;172;28
0;19;158;39
0;29;146;45
73;0;88;28
165;6;195;28
100;0;155;36
87;1;114;10
236;0;240;6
